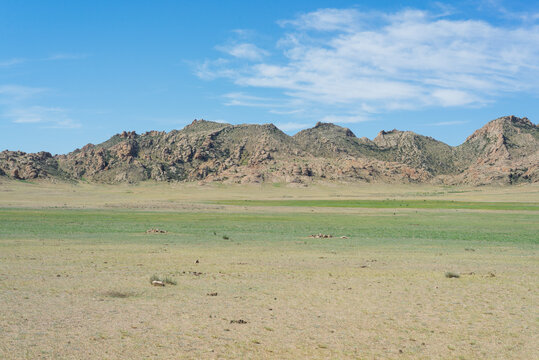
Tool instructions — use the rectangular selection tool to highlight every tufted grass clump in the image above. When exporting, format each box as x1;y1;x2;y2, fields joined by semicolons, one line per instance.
150;274;177;285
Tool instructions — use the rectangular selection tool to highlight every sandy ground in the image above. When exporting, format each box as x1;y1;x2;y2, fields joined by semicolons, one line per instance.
0;181;537;359
1;240;537;359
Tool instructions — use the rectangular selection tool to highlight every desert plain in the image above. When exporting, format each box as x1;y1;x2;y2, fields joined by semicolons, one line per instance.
0;180;537;359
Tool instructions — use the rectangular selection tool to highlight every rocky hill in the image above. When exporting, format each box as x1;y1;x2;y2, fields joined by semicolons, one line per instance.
1;115;537;185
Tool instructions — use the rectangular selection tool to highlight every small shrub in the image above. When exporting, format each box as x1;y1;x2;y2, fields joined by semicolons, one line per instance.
150;274;177;285
104;290;135;298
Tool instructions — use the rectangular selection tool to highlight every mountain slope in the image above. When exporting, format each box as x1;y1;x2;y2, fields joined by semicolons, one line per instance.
371;130;457;175
452;116;539;184
1;116;537;185
293;122;381;159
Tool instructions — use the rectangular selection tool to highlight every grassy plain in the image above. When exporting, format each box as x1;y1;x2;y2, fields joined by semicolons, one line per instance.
0;180;537;359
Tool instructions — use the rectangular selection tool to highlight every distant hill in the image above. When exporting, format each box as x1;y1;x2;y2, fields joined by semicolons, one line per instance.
1;115;537;185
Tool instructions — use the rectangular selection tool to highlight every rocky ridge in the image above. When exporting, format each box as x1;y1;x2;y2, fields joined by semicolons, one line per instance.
1;115;537;185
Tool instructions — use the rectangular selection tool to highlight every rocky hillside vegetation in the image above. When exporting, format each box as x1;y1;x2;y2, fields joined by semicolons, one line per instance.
1;115;537;185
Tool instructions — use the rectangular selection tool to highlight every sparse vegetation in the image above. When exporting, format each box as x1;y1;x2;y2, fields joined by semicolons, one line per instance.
163;277;177;285
103;290;136;298
0;182;537;359
214;199;539;211
149;274;177;285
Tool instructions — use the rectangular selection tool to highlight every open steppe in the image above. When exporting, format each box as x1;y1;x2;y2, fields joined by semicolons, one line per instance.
0;180;538;359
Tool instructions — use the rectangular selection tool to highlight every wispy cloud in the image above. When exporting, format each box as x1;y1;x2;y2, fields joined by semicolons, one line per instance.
427;120;468;126
480;0;539;23
223;92;289;108
231;29;257;38
278;8;362;32
45;119;81;129
0;53;88;67
321;115;371;124
0;85;48;101
4;106;81;129
0;58;26;67
44;53;88;61
269;108;304;115
0;52;87;131
8;106;62;123
195;58;235;80
216;43;269;61
0;85;81;129
198;7;539;123
275;121;311;132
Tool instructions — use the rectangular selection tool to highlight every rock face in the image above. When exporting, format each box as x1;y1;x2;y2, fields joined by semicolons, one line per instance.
1;116;537;185
0;151;63;180
451;116;539;185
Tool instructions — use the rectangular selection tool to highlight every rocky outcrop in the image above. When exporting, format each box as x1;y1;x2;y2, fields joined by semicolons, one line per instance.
451;116;539;185
372;130;457;175
1;116;537;185
0;151;61;180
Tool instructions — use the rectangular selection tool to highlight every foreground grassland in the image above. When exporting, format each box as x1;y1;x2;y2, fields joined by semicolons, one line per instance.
0;181;538;359
214;199;539;211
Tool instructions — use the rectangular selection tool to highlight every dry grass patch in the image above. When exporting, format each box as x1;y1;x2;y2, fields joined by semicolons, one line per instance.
445;271;461;278
103;290;137;298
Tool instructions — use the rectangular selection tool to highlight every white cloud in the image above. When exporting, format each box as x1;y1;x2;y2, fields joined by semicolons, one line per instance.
0;53;87;68
44;53;88;61
4;106;81;129
223;92;272;107
269;109;304;115
0;84;81;129
216;43;269;61
320;115;371;124
231;29;255;38
428;120;468;126
278;8;361;32
431;89;480;107
211;119;229;124
45;119;81;129
198;8;539;119
195;58;235;80
0;85;47;100
222;92;292;109
0;58;26;67
275;122;311;132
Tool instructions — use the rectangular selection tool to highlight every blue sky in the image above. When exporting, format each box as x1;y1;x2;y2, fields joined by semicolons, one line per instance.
1;0;538;154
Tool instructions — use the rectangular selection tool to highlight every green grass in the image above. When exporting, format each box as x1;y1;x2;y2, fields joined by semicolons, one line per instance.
212;199;539;211
0;189;537;359
0;207;537;245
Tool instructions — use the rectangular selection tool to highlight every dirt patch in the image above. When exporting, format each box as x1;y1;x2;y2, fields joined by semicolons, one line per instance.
309;233;333;238
181;271;203;276
146;228;167;234
308;233;348;239
103;290;136;298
